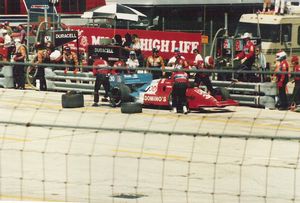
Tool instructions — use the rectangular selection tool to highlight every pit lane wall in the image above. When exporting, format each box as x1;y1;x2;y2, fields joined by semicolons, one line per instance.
67;26;203;62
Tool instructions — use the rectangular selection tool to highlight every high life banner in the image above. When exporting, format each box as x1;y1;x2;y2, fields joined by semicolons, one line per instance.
68;26;202;62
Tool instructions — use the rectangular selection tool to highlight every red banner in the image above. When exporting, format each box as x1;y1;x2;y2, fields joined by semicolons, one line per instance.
68;26;202;62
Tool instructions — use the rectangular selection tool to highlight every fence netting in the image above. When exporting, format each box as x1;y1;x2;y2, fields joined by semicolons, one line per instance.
0;88;300;203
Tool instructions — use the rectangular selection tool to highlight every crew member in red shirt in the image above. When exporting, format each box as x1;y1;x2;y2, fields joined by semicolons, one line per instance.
234;32;255;82
290;55;300;109
275;51;289;110
194;55;215;95
171;59;189;114
92;57;111;107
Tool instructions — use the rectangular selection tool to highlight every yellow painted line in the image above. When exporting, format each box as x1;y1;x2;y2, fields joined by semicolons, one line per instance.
0;136;31;142
113;149;187;161
0;194;66;202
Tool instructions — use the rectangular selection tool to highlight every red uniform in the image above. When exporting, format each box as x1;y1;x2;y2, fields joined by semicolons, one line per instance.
236;40;255;61
276;60;289;88
171;71;189;84
294;64;300;82
171;70;189;113
92;58;110;76
276;59;289;109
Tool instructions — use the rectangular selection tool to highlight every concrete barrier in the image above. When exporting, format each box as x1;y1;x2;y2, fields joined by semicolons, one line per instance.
0;66;14;88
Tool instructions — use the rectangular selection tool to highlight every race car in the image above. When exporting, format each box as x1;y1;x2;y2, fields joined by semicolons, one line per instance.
109;75;239;110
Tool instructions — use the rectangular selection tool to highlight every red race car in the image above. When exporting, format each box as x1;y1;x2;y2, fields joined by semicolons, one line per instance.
128;78;239;110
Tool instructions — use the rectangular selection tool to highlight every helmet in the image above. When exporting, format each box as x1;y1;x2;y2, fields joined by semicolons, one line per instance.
205;56;214;67
129;50;136;55
276;51;287;61
241;32;251;39
174;47;180;52
152;47;159;53
291;55;299;63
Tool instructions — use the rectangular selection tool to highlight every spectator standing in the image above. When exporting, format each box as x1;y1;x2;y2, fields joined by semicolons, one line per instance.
146;48;165;79
275;50;289;110
131;34;144;67
35;42;47;91
113;34;123;46
122;33;132;49
274;0;285;15
63;46;79;74
290;55;300;109
126;51;139;74
255;47;267;82
171;59;189;114
18;25;27;45
13;38;27;89
92;57;110;106
262;0;272;13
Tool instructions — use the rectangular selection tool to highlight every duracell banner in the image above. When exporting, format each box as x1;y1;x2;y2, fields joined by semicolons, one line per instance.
54;31;78;47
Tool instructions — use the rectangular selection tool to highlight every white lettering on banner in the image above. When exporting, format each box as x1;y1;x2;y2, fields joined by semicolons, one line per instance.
171;40;176;52
56;33;77;38
153;39;160;49
87;35;200;54
144;95;167;102
94;48;113;53
160;40;170;52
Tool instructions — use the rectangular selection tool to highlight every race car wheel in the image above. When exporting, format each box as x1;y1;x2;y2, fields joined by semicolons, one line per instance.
110;84;131;107
215;87;231;100
62;91;84;108
121;102;142;114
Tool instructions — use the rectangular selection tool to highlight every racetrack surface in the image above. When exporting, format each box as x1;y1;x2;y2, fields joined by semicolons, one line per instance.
0;88;300;203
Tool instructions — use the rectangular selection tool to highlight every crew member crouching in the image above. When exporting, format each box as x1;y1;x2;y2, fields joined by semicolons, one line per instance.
171;59;189;114
194;56;215;95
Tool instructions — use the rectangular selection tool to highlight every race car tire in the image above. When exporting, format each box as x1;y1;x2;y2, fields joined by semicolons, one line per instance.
110;84;131;107
121;102;142;114
216;87;231;100
62;91;84;108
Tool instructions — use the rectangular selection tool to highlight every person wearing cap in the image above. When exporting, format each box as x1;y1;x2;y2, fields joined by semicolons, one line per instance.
146;47;165;79
126;51;139;74
92;57;111;107
13;38;27;90
63;46;79;74
234;32;256;82
290;55;300;110
171;60;189;114
275;50;289;110
167;47;186;68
